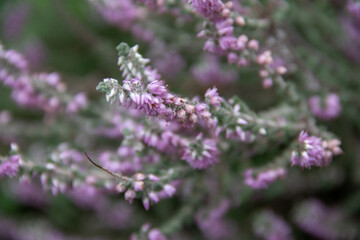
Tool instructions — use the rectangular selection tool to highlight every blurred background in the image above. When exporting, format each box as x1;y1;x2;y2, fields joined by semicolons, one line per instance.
0;0;360;239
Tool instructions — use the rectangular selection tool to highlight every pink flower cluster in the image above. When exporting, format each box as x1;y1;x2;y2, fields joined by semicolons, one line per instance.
0;43;87;113
244;168;286;189
291;131;341;169
0;155;20;178
193;0;287;88
182;133;220;169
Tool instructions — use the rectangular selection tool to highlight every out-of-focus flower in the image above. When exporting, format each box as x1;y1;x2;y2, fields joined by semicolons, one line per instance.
308;93;341;120
182;134;220;169
244;168;286;189
253;210;293;240
0;155;20;178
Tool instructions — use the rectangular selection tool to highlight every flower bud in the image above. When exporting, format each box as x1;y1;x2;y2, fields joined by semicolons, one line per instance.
143;197;150;211
134;172;145;181
276;66;287;75
248;40;259;51
262;78;273;89
163;184;176;197
116;182;126;193
148;174;161;182
235;16;245;26
133;181;145;192
125;189;136;204
177;109;186;121
189;113;198;124
149;192;159;203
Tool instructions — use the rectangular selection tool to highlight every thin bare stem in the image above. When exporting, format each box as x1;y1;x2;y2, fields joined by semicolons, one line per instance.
84;152;130;181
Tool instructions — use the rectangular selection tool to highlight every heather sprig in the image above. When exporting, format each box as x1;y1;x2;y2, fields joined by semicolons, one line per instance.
0;43;88;114
0;1;355;239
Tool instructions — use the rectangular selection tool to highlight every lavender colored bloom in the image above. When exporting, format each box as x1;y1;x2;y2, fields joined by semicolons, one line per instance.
147;80;168;97
219;36;237;50
148;229;167;240
11;181;48;208
153;50;185;79
2;3;30;40
89;0;139;30
190;0;225;22
308;93;342;120
292;199;357;240
125;189;136;204
216;20;234;36
163;184;176;197
149;191;159;203
69;184;103;210
196;200;236;240
244;168;286;189
66;92;88;113
133;181;145;192
58;148;84;164
23;41;47;69
290;131;329;169
0;155;20;178
205;87;223;107
182;134;220;169
148;174;161;181
253;210;293;240
191;55;236;85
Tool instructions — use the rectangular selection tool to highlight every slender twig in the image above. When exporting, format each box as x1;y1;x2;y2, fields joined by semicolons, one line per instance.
84;152;131;181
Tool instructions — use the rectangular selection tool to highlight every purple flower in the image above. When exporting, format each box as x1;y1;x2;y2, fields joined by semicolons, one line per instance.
133;181;145;192
2;3;30;40
190;0;225;23
205;87;223;107
149;192;159;203
147;80;168;97
196;200;237;240
69;184;102;210
244;168;286;189
153;50;185;79
148;229;167;240
66;92;88;113
191;55;236;85
125;189;136;204
0;155;20;178
219;36;237;50
253;210;293;240
163;184;176;197
216;20;234;36
182;134;220;169
292;199;356;240
90;0;139;30
308;93;342;120
290;131;329;169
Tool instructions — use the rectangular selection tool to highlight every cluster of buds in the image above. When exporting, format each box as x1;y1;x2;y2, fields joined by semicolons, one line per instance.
182;133;220;169
117;172;176;210
88;151;178;210
290;131;342;169
97;43;218;128
192;0;288;90
0;43;87;114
